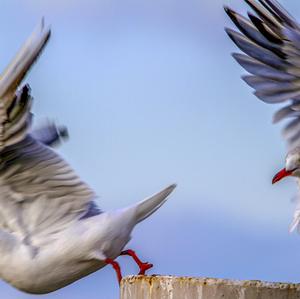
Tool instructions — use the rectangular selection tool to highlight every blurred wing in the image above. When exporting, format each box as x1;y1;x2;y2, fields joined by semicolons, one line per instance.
30;121;69;148
0;19;50;151
0;136;99;248
289;184;300;233
225;0;300;149
0;20;101;248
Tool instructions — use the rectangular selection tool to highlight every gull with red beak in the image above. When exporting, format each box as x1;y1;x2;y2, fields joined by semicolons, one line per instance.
225;0;300;232
272;168;293;184
272;148;300;184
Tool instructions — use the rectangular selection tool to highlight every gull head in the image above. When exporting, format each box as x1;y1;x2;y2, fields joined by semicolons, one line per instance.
272;147;300;184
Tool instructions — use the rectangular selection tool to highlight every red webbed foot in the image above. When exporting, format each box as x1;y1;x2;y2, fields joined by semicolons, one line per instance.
120;249;153;275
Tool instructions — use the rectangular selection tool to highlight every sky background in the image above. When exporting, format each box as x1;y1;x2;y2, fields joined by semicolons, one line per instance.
1;0;300;298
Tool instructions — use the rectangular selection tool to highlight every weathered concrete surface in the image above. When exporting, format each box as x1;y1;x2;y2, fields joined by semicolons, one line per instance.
120;275;300;299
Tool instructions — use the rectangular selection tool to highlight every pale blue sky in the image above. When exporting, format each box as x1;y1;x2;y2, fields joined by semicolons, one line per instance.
1;0;300;298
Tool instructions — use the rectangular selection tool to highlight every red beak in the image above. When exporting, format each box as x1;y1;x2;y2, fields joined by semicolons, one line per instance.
272;168;293;184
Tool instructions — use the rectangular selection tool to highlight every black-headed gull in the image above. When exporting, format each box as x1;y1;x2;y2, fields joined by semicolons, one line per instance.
0;19;176;293
225;0;300;232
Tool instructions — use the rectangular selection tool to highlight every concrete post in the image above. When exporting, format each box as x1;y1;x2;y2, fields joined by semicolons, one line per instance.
120;275;300;299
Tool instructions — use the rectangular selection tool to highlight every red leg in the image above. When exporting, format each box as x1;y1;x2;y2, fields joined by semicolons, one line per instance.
105;258;122;284
120;249;153;275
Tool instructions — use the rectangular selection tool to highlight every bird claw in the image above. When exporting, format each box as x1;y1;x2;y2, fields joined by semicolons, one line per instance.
120;249;153;275
138;262;153;275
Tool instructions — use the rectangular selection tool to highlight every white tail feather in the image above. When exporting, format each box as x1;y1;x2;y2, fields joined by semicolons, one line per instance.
134;184;176;224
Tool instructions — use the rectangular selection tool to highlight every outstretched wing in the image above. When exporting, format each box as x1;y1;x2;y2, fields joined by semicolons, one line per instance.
30;121;69;148
0;19;50;151
0;21;101;250
225;0;300;149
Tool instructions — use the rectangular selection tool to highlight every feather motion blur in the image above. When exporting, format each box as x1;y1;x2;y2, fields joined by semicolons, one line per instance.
0;19;176;294
225;0;300;233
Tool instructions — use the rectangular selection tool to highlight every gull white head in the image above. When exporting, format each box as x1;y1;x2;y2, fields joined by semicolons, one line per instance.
272;147;300;184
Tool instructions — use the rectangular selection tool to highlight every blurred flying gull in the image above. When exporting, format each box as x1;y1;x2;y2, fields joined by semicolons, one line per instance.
0;18;176;293
225;0;300;232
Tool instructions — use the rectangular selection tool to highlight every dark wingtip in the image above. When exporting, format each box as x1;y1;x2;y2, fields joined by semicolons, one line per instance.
248;11;283;45
224;27;238;43
254;90;276;104
58;125;69;141
231;52;243;60
224;6;238;22
224;5;233;15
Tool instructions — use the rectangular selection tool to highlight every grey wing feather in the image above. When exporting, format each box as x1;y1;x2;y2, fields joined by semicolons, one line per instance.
0;20;101;249
0;136;99;247
273;104;300;123
232;53;294;80
225;0;300;149
225;28;287;69
0;19;50;151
